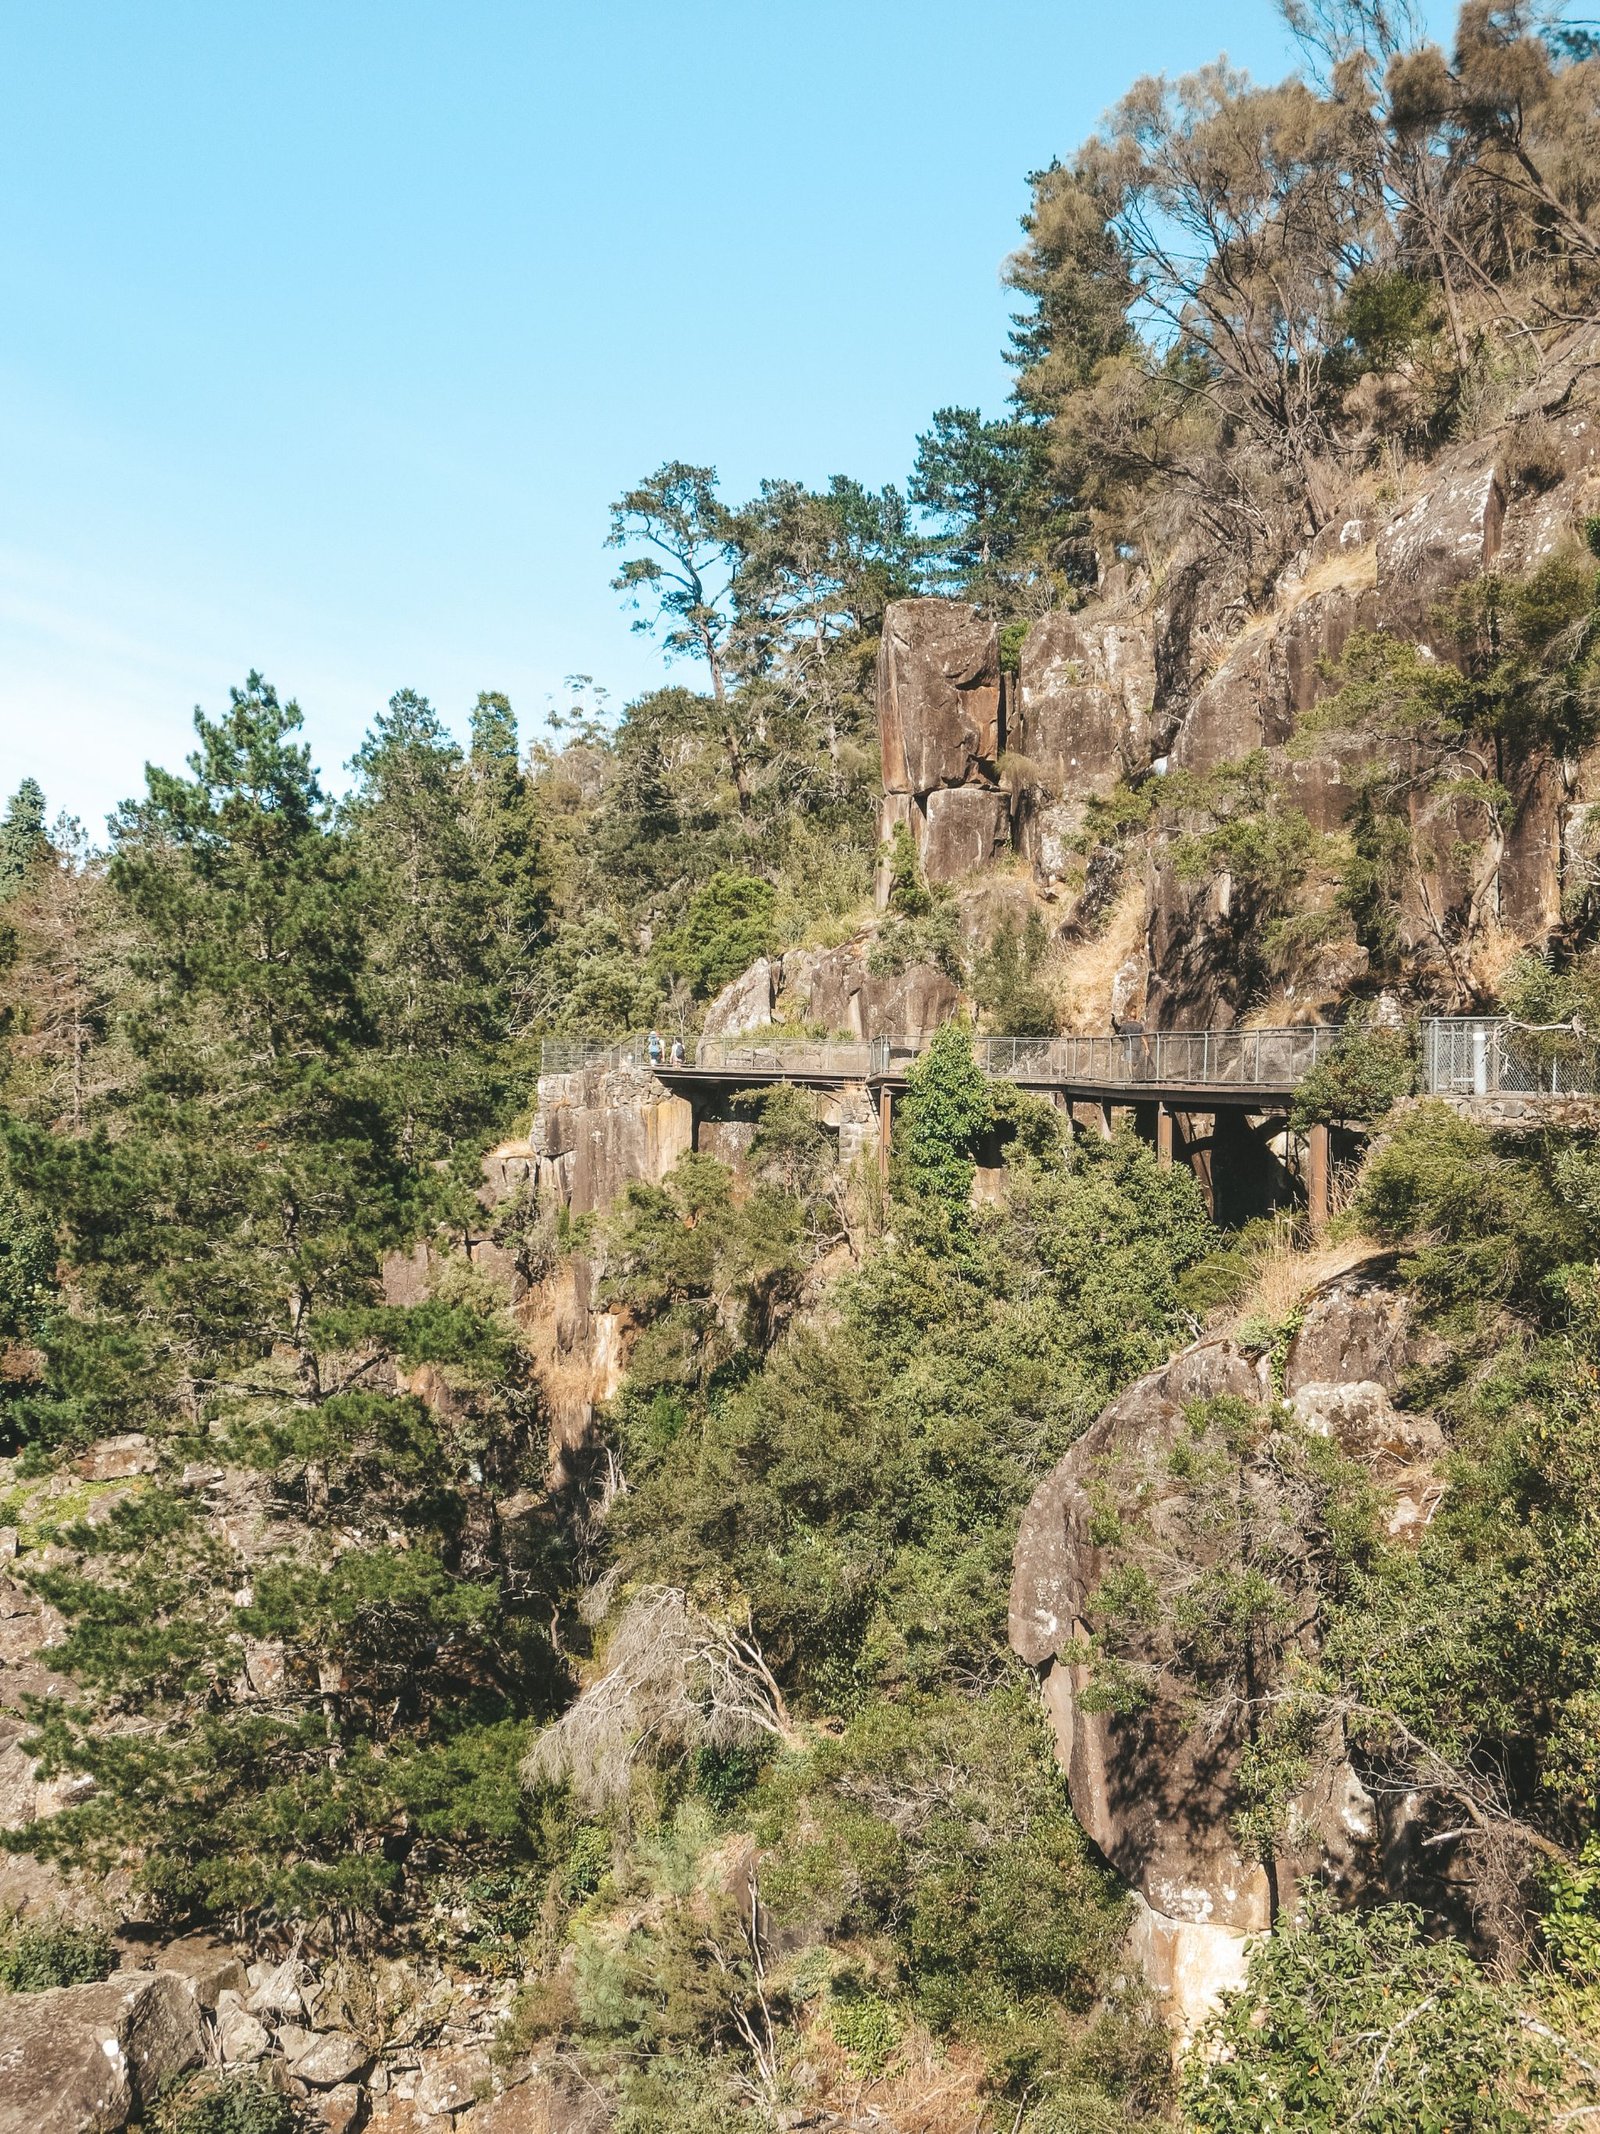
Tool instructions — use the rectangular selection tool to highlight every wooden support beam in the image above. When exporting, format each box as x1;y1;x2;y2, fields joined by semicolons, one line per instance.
1307;1120;1330;1231
1156;1102;1174;1167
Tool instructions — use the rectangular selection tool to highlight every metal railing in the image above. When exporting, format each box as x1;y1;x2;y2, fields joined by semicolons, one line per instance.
1421;1017;1600;1097
974;1026;1341;1092
542;1025;1342;1092
539;1034;911;1079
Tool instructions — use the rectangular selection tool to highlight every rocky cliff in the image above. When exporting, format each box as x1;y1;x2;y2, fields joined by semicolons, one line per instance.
874;324;1600;1028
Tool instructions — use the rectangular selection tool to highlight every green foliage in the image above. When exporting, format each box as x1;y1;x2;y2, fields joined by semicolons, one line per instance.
155;2072;298;2134
1183;1893;1560;2132
1541;1834;1600;1979
0;1911;112;1990
667;873;778;997
896;1019;991;1216
883;823;930;918
1337;268;1436;370
0;781;48;902
0;1177;54;1346
973;913;1058;1036
1288;1022;1416;1131
828;1979;902;2073
1353;1102;1584;1314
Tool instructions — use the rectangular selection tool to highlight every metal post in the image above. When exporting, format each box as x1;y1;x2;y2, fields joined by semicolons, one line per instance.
1099;1099;1114;1141
877;1086;893;1185
1156;1103;1174;1167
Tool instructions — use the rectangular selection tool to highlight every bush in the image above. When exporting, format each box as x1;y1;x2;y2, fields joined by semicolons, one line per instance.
155;2073;297;2134
1182;1892;1561;2132
0;1913;113;1991
668;873;778;997
1288;1022;1415;1131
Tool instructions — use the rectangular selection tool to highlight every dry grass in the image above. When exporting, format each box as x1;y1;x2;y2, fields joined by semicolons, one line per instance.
1279;537;1378;610
1044;875;1148;1030
1465;919;1527;1000
1229;1225;1385;1333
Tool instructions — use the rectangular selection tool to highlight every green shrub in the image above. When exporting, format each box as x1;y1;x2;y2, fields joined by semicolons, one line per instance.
1182;1893;1560;2132
827;1979;902;2073
155;2072;297;2134
0;1913;113;1991
1288;1022;1416;1131
668;873;778;997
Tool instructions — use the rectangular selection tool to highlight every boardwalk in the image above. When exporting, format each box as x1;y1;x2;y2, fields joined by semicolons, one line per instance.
539;1017;1600;1228
540;1023;1344;1103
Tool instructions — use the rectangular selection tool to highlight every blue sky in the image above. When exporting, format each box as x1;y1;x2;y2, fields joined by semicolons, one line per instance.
5;0;1329;830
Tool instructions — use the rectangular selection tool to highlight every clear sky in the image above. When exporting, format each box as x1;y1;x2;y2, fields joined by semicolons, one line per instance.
4;0;1329;832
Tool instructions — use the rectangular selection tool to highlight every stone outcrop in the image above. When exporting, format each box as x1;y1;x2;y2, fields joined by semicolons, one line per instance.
866;327;1600;1016
530;1065;693;1217
0;1970;204;2134
1012;603;1157;795
876;600;1007;887
1375;459;1505;646
780;944;960;1044
1010;1271;1442;2036
919;785;1012;882
878;598;1001;797
701;957;780;1038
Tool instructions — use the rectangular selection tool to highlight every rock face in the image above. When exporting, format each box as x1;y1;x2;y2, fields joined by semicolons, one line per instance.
0;1971;204;2134
876;600;1007;887
868;327;1600;1016
530;1065;694;1216
781;944;960;1045
1376;460;1505;645
1009;1271;1441;2036
701;958;780;1038
1012;604;1156;795
878;598;1001;797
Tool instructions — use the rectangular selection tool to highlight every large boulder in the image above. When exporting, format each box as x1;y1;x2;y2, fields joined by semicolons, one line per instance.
1012;605;1156;798
919;786;1012;885
1010;1286;1442;2035
701;958;779;1038
0;1971;203;2134
785;944;959;1045
877;599;1002;796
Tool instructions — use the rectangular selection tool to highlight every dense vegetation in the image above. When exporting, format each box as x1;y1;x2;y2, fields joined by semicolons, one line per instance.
3;1;1600;2127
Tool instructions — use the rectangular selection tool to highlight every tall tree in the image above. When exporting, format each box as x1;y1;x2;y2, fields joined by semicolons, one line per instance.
345;692;500;1169
609;463;755;820
72;674;410;1395
0;779;48;901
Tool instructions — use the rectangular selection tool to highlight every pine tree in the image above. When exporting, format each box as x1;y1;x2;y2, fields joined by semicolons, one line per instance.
0;780;48;900
80;674;411;1394
345;691;506;1172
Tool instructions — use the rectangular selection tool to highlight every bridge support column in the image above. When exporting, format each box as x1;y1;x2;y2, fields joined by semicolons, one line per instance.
1100;1099;1115;1141
1156;1103;1174;1168
1184;1113;1214;1215
878;1088;893;1186
1307;1121;1330;1231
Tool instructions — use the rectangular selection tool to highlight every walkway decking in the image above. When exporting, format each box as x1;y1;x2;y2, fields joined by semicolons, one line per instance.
540;1018;1600;1106
540;1025;1344;1107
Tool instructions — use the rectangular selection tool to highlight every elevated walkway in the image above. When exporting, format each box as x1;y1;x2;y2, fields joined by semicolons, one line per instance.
538;1018;1600;1229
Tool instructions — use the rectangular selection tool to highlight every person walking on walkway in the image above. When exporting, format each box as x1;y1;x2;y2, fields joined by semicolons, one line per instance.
670;1035;685;1065
647;1029;663;1066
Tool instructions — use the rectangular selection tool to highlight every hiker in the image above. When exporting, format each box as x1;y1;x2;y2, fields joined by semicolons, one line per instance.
670;1035;685;1065
647;1028;663;1066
